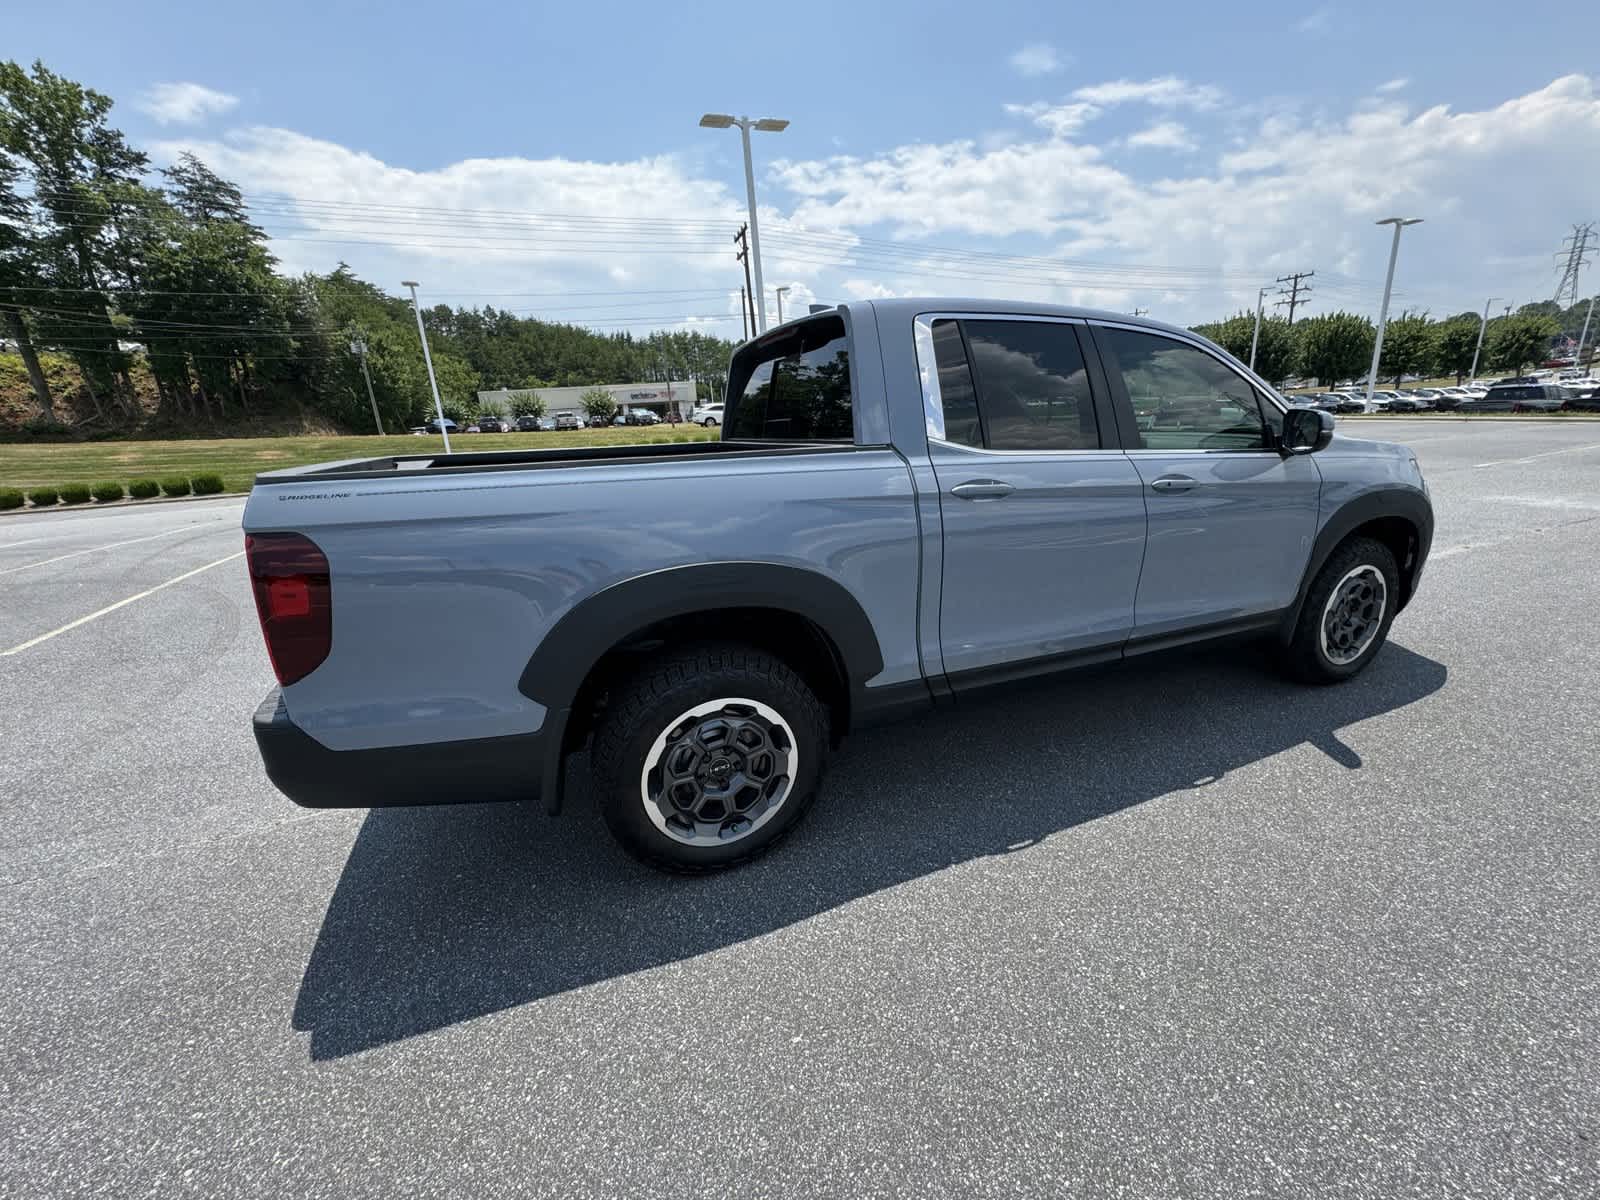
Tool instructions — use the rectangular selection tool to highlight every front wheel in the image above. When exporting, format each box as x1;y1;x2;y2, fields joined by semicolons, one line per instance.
702;417;719;427
1281;536;1400;683
589;643;829;872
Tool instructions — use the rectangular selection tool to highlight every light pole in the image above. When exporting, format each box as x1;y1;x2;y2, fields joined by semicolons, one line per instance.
1468;296;1499;384
775;286;791;324
348;335;383;434
1575;295;1596;376
701;112;789;334
1249;285;1269;371
1364;217;1422;408
402;280;451;453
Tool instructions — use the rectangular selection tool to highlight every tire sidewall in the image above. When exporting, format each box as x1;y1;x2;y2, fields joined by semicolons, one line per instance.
597;664;827;870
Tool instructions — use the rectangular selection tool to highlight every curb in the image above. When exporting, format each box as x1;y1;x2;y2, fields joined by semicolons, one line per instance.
0;490;244;518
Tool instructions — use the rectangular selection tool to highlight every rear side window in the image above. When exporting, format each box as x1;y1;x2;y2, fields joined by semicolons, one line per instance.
725;317;853;440
927;318;1102;450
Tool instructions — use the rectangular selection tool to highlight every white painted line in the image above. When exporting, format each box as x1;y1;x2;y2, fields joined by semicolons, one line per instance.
0;524;214;577
0;537;48;551
1473;441;1600;469
1;551;245;656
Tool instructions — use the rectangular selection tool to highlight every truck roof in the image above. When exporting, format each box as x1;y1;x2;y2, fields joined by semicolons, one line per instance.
843;297;1196;341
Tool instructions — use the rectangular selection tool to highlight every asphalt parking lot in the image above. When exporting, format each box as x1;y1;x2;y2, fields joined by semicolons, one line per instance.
2;419;1598;1198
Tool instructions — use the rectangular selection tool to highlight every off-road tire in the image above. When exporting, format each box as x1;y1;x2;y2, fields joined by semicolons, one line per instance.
1281;536;1400;684
590;642;829;872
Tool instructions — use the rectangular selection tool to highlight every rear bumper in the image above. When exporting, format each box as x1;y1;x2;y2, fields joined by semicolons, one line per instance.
252;689;543;809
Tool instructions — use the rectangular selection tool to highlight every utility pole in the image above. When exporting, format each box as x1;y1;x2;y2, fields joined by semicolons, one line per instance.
1132;307;1149;317
739;287;749;340
1274;270;1315;324
1554;223;1595;307
1468;297;1499;383
775;286;791;324
1249;286;1269;371
349;334;383;434
735;224;756;338
401;280;450;453
1575;295;1596;374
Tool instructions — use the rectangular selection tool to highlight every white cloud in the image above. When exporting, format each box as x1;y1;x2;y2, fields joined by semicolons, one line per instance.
1009;43;1063;78
1070;76;1223;111
1377;78;1409;93
1003;100;1100;138
138;82;238;125
1125;121;1195;151
1296;6;1333;34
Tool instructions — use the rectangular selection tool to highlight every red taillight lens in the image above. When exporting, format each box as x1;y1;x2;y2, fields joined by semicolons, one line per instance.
246;533;331;686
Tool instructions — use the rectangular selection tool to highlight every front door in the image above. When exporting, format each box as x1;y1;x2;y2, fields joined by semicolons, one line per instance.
1089;323;1321;638
918;315;1148;683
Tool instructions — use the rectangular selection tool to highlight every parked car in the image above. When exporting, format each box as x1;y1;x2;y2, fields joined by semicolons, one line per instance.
1462;383;1566;412
245;299;1432;872
515;414;543;432
475;415;508;433
691;403;725;427
1384;396;1425;413
554;412;583;430
1560;386;1600;412
423;417;460;435
625;409;661;426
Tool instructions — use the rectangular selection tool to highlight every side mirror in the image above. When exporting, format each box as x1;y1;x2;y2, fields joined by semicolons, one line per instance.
1281;406;1335;454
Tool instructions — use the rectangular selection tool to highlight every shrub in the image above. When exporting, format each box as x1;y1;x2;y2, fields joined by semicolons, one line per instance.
27;486;59;506
0;488;23;510
191;473;226;496
128;479;161;499
91;481;125;503
59;483;93;505
159;476;192;497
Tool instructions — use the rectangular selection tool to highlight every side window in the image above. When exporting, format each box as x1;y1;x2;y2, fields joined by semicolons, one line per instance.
963;320;1100;450
725;316;853;441
1099;327;1270;451
929;319;982;448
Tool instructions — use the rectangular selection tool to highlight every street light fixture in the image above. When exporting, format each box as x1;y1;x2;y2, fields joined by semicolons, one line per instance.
1364;217;1422;408
700;112;789;334
402;280;452;453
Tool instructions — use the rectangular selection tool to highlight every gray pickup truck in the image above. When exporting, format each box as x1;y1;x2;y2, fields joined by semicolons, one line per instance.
244;299;1432;871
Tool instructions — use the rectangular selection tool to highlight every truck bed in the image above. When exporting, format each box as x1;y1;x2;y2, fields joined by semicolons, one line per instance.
252;438;852;486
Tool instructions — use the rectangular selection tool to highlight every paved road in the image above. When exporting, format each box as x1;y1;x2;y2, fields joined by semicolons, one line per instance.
2;421;1597;1198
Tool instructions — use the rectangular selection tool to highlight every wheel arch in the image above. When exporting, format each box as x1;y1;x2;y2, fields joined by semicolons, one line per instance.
1280;487;1433;642
520;563;884;811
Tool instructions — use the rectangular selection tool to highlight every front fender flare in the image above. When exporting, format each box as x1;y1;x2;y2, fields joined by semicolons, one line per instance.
1281;486;1434;640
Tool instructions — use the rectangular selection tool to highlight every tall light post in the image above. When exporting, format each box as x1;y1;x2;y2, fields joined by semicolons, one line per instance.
775;285;791;324
1575;295;1596;376
348;334;383;435
402;280;451;453
700;113;789;334
1249;285;1269;371
1468;296;1499;384
1364;217;1422;408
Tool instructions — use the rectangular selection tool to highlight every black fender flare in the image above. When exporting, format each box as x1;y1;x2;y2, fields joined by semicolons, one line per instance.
1280;486;1434;640
519;563;885;806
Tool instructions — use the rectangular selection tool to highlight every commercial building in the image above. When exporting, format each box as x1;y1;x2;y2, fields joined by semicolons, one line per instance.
475;380;700;422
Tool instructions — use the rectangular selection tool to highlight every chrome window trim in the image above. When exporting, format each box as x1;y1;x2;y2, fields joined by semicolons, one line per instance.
913;311;1102;454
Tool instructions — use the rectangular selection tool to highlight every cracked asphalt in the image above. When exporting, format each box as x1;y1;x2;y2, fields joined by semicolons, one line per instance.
1;419;1597;1198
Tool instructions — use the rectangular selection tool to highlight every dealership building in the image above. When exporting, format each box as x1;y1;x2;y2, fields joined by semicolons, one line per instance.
475;380;701;421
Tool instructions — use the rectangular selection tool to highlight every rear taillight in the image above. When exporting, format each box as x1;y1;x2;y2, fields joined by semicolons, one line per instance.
246;533;331;686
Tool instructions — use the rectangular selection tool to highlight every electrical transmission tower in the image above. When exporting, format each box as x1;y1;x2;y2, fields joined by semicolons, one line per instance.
1274;270;1315;324
1554;223;1595;307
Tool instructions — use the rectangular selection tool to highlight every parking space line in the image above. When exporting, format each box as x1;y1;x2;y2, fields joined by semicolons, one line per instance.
1;551;245;657
1473;441;1600;469
0;537;47;551
0;525;211;577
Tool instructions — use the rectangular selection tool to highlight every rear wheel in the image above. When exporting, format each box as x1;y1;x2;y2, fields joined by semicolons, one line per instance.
1282;536;1400;683
702;417;719;427
589;643;829;872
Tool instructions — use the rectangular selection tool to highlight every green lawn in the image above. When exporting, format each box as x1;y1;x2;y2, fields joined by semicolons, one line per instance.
0;426;717;495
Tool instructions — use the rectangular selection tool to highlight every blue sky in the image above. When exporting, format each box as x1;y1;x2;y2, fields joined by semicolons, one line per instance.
11;0;1598;334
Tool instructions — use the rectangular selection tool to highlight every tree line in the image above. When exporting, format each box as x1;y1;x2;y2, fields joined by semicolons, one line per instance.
0;59;737;435
1191;299;1591;390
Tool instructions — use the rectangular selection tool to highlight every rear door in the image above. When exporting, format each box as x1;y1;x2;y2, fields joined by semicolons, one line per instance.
1088;322;1320;640
916;314;1147;684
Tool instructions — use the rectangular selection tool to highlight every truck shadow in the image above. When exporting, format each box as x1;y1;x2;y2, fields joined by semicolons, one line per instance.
292;641;1446;1060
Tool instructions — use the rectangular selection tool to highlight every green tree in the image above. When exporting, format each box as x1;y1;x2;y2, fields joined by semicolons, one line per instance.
1294;312;1375;386
1487;313;1559;375
1191;312;1297;383
580;386;617;424
1433;316;1483;383
1377;311;1436;386
0;146;53;418
509;390;545;418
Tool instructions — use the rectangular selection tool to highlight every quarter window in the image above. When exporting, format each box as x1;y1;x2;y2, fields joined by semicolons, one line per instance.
1098;327;1270;451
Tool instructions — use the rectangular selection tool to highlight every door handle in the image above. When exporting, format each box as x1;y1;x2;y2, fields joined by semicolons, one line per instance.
1149;475;1197;493
950;479;1015;501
